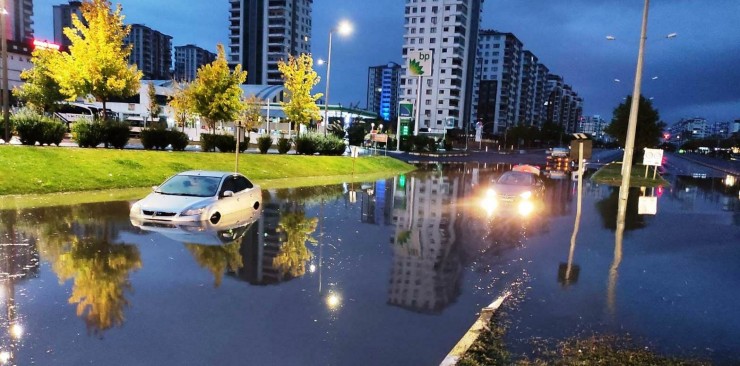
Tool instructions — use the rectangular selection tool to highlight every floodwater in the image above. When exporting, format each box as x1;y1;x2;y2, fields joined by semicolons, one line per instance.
0;163;738;365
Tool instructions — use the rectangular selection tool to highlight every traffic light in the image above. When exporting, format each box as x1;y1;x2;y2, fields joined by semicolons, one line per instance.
398;175;406;189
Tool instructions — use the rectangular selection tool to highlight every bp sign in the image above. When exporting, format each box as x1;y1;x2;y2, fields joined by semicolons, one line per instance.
407;50;433;77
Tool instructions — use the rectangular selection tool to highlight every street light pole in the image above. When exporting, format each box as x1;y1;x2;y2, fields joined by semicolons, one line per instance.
322;20;353;138
1;0;9;144
323;30;333;137
617;0;650;228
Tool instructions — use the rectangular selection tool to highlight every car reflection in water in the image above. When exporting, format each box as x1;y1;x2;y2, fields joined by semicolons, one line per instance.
130;204;263;246
480;165;545;218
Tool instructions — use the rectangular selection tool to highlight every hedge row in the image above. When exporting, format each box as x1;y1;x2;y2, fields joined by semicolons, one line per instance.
140;129;190;151
71;118;131;149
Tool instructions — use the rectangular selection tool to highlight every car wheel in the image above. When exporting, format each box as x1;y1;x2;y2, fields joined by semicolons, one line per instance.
253;201;260;210
210;212;221;224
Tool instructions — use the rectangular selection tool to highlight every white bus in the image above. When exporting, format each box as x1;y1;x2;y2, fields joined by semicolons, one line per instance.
54;103;114;130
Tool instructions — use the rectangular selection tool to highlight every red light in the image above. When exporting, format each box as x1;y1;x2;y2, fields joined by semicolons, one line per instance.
33;39;61;51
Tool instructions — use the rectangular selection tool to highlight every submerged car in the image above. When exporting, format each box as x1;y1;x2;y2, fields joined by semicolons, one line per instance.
130;204;262;246
129;170;262;223
481;165;544;217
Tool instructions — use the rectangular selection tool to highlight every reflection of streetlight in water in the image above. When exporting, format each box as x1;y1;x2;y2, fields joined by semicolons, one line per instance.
326;292;342;310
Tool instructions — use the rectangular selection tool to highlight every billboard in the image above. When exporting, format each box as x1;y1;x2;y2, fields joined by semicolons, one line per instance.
406;50;433;77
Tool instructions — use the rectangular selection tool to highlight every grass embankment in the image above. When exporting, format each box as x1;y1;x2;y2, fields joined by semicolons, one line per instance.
591;162;670;187
0;145;414;197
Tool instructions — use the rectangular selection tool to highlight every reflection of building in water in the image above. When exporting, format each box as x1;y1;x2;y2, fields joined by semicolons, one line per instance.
230;200;286;285
360;180;394;226
543;178;573;216
388;174;462;313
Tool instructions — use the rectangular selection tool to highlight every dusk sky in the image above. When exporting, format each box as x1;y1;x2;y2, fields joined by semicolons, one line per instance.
32;0;740;125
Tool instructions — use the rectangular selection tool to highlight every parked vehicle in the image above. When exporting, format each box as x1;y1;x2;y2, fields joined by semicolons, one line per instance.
129;171;262;224
54;102;114;130
130;204;262;246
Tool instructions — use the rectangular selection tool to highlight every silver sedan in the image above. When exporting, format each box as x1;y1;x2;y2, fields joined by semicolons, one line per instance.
129;170;262;223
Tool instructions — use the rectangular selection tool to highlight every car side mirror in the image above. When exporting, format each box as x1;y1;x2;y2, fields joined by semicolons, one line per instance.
222;190;234;198
152;186;158;191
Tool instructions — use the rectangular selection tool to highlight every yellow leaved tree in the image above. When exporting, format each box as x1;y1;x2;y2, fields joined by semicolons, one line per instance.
188;44;247;132
277;54;322;135
50;0;142;117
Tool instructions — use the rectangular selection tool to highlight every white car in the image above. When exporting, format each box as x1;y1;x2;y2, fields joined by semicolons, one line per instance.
129;170;262;223
130;204;262;246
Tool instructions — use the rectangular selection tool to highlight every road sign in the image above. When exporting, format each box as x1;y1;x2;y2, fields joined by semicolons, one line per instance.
643;148;663;166
570;139;592;160
638;196;658;215
350;146;359;158
445;117;456;129
406;50;433;77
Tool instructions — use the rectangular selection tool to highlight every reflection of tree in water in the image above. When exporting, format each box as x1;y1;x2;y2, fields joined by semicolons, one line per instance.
22;202;142;335
185;241;243;287
274;211;318;279
51;234;141;334
596;187;646;231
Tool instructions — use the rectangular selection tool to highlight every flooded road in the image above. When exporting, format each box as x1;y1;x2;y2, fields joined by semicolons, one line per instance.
0;163;738;365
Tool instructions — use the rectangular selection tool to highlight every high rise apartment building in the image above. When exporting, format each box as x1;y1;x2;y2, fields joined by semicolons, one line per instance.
52;0;82;47
472;29;582;135
125;24;173;80
367;62;402;121
471;30;522;134
228;0;312;85
401;0;483;131
174;45;216;81
4;0;33;42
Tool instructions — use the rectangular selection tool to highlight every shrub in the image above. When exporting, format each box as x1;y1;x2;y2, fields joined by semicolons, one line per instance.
427;137;438;152
443;137;453;151
72;117;104;148
39;120;66;146
295;134;319;155
216;134;237;153
257;135;273;154
13;116;43;145
317;134;347;156
103;120;131;149
200;133;218;152
141;128;169;150
168;130;190;151
10;108;66;146
277;137;291;154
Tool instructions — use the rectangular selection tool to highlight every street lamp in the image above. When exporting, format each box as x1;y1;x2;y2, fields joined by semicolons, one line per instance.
1;1;8;144
322;20;353;136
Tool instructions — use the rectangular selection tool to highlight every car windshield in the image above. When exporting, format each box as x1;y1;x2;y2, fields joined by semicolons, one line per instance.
157;175;221;197
497;172;534;186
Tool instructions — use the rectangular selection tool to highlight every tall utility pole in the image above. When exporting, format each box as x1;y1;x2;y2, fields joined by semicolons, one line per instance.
616;0;650;229
1;0;9;144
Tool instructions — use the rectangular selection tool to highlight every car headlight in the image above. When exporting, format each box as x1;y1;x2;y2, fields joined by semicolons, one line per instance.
486;188;497;197
129;202;141;214
181;206;206;216
519;191;532;199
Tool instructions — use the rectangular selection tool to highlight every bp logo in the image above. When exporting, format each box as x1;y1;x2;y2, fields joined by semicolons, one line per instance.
407;50;433;77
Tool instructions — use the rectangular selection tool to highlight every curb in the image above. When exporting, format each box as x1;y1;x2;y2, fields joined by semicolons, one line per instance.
439;292;511;366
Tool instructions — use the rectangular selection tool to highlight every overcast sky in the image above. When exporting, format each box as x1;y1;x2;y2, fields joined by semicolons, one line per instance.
32;0;740;125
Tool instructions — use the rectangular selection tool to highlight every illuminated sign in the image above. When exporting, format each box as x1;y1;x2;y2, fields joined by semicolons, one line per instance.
33;39;61;51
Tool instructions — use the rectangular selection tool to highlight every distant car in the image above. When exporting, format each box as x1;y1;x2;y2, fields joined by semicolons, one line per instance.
481;165;544;217
129;171;261;224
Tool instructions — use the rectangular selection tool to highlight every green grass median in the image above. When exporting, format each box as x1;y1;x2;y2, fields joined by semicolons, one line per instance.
591;162;670;187
0;145;414;197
